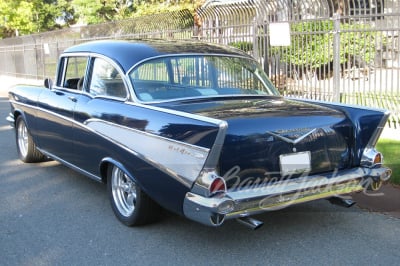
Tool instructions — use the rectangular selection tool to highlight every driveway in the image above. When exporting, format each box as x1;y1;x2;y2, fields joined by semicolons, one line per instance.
1;93;400;265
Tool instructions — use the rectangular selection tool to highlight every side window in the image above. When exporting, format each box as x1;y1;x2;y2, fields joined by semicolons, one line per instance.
59;56;88;90
88;58;127;98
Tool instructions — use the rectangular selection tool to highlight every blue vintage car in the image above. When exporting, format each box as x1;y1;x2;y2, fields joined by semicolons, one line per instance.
7;40;392;229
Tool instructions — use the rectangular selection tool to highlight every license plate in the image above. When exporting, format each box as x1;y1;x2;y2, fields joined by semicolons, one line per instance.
279;151;311;176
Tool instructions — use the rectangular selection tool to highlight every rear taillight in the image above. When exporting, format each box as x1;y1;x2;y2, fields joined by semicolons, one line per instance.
209;177;226;195
373;152;382;164
361;148;383;168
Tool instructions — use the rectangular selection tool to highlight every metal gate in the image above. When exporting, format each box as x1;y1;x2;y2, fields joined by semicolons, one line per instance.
196;0;400;128
0;1;399;128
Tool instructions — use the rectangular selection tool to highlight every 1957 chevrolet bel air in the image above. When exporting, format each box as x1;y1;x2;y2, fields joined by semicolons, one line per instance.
7;40;392;229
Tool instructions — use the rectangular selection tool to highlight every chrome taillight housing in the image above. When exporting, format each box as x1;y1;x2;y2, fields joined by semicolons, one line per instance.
209;176;227;195
361;148;383;168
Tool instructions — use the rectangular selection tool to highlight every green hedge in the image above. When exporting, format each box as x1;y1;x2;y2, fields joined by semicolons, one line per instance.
271;20;382;69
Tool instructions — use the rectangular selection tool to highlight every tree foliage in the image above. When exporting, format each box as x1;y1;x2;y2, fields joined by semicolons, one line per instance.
0;0;204;38
0;0;76;38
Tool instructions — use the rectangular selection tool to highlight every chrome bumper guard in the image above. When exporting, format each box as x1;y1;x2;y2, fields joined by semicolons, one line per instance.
6;112;15;127
183;167;392;227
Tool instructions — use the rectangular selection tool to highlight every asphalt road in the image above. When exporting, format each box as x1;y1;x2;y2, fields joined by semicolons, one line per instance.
1;96;400;266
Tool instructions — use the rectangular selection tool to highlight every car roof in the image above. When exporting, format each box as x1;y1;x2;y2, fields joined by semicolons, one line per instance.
63;39;251;73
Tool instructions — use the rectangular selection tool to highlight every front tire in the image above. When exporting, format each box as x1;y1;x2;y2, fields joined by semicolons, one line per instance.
107;165;160;226
15;116;45;163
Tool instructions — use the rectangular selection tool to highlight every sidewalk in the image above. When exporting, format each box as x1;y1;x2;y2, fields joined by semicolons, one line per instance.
0;75;42;97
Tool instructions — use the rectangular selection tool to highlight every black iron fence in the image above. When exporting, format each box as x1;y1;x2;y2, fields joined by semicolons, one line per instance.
0;9;194;80
197;0;400;128
0;1;399;128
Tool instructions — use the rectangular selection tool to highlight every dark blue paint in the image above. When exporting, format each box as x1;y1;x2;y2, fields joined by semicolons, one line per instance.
298;100;388;165
8;40;389;216
159;96;358;182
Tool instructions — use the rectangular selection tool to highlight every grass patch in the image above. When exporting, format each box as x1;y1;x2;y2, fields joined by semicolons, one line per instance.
376;139;400;185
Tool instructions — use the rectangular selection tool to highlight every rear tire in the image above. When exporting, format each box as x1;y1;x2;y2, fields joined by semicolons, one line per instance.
15;116;45;163
107;165;160;226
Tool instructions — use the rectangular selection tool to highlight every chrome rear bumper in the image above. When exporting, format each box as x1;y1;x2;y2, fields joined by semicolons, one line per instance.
183;167;392;227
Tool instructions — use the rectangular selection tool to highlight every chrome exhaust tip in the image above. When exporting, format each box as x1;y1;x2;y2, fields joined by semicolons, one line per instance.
369;180;383;191
328;196;356;208
368;168;392;191
236;217;264;230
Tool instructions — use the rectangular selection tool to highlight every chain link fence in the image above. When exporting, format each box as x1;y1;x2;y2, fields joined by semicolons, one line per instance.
0;1;399;128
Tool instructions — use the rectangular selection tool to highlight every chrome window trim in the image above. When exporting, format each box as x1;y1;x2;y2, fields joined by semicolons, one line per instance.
130;94;278;105
126;53;279;104
57;55;89;89
59;52;131;101
126;53;253;75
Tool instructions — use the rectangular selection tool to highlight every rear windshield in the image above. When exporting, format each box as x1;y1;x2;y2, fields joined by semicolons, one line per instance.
129;55;280;102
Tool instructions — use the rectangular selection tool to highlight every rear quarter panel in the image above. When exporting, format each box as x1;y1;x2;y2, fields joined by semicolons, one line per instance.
294;99;389;165
72;97;224;214
8;85;45;138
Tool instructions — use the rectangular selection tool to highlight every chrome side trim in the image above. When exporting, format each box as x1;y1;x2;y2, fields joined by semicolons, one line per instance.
183;166;391;227
367;110;390;147
190;120;228;197
125;101;226;126
203;120;228;169
84;118;210;186
291;97;390;113
9;100;222;188
10;100;78;126
38;148;102;182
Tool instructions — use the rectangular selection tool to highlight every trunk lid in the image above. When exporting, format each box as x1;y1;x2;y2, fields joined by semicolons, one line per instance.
158;96;353;187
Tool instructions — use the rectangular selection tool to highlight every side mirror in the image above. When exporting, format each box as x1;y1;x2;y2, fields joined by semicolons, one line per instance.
44;78;53;89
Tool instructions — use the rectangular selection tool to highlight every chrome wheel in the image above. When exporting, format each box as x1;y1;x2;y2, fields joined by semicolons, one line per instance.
107;164;161;226
15;116;45;163
111;166;137;217
17;120;29;158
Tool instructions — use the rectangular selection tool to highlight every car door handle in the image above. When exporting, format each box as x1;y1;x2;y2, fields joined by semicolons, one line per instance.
68;96;77;102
